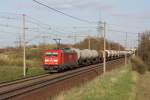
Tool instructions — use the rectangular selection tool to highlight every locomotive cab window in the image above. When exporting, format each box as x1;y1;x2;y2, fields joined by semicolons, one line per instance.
45;52;58;57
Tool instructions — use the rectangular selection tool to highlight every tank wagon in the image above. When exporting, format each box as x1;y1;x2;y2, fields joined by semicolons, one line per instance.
43;48;133;72
72;49;99;66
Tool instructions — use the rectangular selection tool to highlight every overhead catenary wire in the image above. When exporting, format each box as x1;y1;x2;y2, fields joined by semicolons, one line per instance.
0;20;138;37
108;29;138;35
0;24;137;40
24;17;95;37
26;15;52;27
26;16;98;29
0;11;147;31
0;15;68;38
0;12;140;49
0;16;20;20
0;30;20;35
0;23;21;29
0;12;22;16
26;15;88;35
32;0;98;24
25;20;97;34
0;12;138;36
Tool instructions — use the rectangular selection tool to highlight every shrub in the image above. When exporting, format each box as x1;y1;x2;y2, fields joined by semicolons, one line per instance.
130;57;147;74
138;32;150;71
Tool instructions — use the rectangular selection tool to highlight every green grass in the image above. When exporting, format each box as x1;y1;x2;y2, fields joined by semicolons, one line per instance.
53;65;137;100
0;66;46;82
0;46;56;82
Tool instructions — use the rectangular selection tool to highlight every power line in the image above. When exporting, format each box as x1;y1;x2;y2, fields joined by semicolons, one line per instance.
26;18;98;34
0;16;19;20
0;23;21;29
33;0;98;24
0;15;94;37
26;15;74;34
26;15;51;27
0;12;140;47
0;17;138;37
24;15;99;35
108;23;147;30
0;12;22;16
108;29;137;35
0;30;20;35
24;17;89;37
26;26;66;37
0;13;145;31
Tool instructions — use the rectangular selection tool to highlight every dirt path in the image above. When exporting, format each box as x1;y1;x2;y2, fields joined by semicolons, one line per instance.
135;72;150;100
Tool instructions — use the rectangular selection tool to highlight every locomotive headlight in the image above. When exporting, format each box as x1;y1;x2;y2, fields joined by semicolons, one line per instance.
53;59;58;62
45;59;49;62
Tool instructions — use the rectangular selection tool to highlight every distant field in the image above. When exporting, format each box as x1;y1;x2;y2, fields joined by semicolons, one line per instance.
0;66;46;82
0;47;47;82
0;48;43;67
53;65;137;100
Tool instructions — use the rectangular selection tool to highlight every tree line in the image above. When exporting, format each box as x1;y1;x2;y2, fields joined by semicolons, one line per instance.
73;37;124;51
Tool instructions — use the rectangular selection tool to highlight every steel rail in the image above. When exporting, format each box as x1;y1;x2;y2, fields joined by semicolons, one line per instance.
0;64;103;100
0;73;50;88
0;58;124;100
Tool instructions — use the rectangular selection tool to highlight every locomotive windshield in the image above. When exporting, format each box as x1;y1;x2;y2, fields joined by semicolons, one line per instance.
45;52;58;57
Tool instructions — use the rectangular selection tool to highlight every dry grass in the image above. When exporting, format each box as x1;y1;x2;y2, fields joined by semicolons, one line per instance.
0;45;56;82
130;56;147;74
53;65;136;100
135;72;150;100
0;48;42;67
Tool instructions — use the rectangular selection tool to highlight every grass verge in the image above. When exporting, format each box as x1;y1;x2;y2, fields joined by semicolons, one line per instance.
0;66;45;83
53;65;137;100
135;72;150;100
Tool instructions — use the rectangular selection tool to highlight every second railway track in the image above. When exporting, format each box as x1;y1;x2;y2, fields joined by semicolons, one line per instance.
0;58;125;100
0;74;50;88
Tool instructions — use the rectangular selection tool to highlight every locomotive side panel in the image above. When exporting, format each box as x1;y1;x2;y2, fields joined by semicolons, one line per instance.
43;49;78;71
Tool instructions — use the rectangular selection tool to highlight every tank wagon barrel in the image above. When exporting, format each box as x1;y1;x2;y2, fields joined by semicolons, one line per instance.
71;48;99;65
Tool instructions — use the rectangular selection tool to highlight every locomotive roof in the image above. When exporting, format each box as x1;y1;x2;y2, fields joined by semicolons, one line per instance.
45;48;75;53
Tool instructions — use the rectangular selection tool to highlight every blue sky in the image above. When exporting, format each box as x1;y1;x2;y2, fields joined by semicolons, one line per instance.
0;0;150;48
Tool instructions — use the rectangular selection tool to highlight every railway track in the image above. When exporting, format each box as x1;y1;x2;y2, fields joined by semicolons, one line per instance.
0;58;125;100
0;74;50;88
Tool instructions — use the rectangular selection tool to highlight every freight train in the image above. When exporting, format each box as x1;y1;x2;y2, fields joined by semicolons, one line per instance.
43;48;133;72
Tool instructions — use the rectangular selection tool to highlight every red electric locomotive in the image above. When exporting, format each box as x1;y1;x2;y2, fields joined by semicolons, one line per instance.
43;48;78;72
